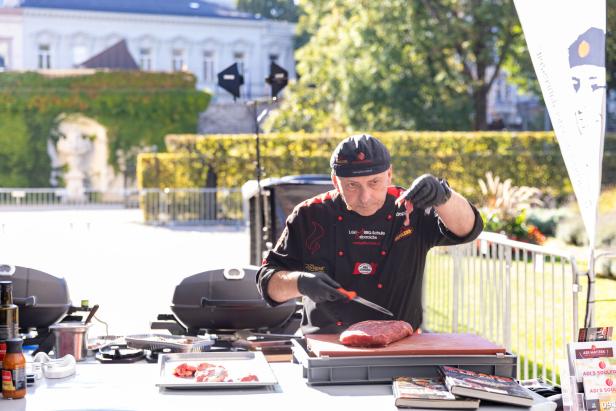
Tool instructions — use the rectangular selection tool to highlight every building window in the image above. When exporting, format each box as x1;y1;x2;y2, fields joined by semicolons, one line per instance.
37;44;51;69
72;45;88;66
203;50;214;82
233;51;245;75
172;48;185;72
139;48;152;71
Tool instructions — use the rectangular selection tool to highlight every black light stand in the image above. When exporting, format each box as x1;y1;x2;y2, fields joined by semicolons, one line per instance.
217;62;289;261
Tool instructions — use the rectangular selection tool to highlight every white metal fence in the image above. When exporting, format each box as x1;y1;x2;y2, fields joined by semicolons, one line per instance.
140;188;243;225
0;188;245;225
0;188;141;208
423;231;582;383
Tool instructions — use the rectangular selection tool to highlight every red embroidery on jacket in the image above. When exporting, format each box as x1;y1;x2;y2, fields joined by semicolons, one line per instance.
305;221;325;255
387;186;404;197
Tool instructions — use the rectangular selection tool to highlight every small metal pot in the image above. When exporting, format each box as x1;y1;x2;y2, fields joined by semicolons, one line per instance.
49;322;92;361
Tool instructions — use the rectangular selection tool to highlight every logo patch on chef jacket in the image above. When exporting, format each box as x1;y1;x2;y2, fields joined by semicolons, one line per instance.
353;262;377;275
394;226;414;242
304;263;326;273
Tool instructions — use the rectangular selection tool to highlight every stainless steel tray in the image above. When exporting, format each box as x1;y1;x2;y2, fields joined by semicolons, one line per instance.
156;352;278;389
126;334;214;353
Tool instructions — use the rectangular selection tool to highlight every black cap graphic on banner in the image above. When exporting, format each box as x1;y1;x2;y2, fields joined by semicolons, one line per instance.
217;63;244;100
265;62;288;98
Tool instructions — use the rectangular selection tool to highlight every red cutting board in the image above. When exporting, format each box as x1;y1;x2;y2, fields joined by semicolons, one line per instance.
306;333;506;357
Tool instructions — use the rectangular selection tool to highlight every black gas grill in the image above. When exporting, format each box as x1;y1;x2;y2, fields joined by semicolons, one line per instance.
169;266;298;335
0;265;72;331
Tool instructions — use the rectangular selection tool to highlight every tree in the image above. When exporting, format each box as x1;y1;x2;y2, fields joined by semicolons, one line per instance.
268;0;531;132
407;0;527;130
268;0;473;132
236;0;300;21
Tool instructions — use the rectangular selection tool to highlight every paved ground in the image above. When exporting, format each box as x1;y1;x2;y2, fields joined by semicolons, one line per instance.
0;208;251;336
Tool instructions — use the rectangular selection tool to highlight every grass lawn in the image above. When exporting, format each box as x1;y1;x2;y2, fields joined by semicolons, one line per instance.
423;250;616;383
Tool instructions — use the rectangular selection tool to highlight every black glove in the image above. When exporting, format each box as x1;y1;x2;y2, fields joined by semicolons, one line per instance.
402;174;452;209
297;272;346;303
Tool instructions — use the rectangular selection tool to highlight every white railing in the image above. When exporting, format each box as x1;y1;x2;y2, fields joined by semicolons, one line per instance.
140;188;243;225
0;188;245;225
0;188;141;208
423;232;582;383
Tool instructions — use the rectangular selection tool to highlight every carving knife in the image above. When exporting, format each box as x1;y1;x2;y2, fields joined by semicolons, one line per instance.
336;288;393;317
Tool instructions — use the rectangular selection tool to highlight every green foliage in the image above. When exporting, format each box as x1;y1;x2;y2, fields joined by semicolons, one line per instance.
526;208;570;237
476;171;545;244
269;0;530;132
139;131;616;203
481;208;546;244
0;114;49;186
0;71;211;187
236;0;300;21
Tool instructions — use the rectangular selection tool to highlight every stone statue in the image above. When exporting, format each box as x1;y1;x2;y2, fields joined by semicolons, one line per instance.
47;114;123;202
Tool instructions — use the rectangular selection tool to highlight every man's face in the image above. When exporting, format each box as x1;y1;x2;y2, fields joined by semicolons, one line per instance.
571;64;606;136
332;168;392;216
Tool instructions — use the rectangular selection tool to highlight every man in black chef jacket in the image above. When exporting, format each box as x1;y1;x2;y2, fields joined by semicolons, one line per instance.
256;134;483;334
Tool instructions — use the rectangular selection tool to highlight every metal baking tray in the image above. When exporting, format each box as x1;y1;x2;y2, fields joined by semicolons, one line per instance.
156;351;278;389
126;334;214;353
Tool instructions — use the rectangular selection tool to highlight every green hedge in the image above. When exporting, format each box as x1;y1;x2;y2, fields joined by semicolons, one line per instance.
137;131;616;202
0;71;211;187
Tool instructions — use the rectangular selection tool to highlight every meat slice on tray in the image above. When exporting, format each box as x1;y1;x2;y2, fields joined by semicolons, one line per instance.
195;365;229;382
239;374;259;382
173;363;197;378
197;362;216;371
339;320;413;347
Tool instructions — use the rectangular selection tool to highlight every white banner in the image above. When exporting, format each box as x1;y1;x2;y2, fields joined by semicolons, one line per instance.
514;0;606;248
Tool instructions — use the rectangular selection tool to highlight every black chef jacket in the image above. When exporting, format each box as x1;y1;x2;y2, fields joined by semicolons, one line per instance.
256;186;483;334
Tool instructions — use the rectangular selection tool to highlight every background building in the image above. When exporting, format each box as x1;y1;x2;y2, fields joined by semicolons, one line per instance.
0;0;296;101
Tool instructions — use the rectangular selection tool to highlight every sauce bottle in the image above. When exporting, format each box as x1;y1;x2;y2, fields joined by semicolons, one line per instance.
0;281;19;340
2;338;26;399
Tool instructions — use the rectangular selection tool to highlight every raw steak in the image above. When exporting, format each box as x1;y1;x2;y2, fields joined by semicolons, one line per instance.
173;363;197;378
339;320;413;347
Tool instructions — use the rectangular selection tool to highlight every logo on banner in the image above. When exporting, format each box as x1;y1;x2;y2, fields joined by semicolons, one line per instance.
568;27;606;137
353;262;377;275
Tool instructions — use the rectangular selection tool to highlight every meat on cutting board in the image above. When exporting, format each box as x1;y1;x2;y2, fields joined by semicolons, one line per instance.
339;320;413;347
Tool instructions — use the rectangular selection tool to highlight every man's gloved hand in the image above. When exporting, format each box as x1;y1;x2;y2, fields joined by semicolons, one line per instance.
402;174;452;209
297;272;346;304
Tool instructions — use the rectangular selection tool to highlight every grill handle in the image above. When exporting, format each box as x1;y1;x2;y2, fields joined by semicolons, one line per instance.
200;297;265;307
14;296;36;307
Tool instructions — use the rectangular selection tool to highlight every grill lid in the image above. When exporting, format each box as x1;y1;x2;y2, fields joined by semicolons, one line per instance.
0;264;71;329
171;266;296;331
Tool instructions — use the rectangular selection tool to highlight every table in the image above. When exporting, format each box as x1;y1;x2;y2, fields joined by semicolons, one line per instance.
2;361;557;411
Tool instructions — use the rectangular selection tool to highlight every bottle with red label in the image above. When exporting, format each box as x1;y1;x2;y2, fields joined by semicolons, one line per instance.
2;338;26;399
0;280;18;375
0;339;5;370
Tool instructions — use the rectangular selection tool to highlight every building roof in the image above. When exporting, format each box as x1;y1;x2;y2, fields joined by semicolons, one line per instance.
20;0;260;20
78;39;139;70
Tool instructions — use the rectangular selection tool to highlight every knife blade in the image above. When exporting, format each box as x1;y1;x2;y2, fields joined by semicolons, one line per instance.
336;288;394;317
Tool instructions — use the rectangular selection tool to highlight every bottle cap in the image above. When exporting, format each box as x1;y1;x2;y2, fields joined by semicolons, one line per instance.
6;338;23;354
